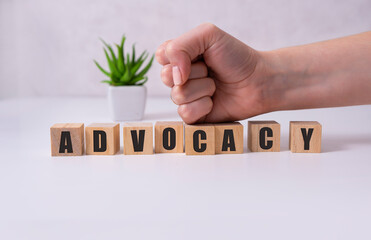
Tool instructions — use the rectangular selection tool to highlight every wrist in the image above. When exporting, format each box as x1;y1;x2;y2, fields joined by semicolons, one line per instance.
258;47;321;112
258;49;291;112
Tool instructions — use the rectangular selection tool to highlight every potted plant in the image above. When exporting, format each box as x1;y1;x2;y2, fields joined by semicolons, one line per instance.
94;36;154;121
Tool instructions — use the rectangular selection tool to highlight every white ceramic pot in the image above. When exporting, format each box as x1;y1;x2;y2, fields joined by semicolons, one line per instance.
108;85;147;121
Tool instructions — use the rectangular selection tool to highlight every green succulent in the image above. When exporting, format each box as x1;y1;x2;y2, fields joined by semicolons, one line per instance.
94;35;154;86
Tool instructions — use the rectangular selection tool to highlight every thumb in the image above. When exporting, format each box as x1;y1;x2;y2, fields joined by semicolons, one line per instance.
165;23;223;86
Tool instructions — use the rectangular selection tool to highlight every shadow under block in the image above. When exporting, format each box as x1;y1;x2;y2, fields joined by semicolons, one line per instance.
185;124;215;155
289;121;322;153
215;122;243;154
155;121;184;153
50;123;84;156
248;121;280;152
85;123;120;155
123;122;153;155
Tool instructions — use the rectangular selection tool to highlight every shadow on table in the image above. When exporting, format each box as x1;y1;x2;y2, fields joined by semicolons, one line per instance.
321;134;371;153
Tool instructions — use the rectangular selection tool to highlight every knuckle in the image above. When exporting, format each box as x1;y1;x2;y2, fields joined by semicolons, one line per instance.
161;68;170;85
201;96;213;115
160;66;165;77
178;105;194;123
206;97;213;112
171;86;187;104
160;65;170;78
155;48;165;62
165;41;178;56
155;48;162;57
192;62;208;77
201;22;218;33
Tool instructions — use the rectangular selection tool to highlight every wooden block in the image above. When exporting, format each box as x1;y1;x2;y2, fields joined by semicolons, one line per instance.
123;122;153;155
248;121;280;152
85;123;120;155
215;122;243;154
50;123;84;156
155;121;184;153
289;121;322;153
185;124;215;155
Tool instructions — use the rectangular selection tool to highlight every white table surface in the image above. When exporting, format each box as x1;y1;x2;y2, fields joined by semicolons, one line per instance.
1;97;371;240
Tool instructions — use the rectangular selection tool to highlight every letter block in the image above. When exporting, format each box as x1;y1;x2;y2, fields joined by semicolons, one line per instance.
185;124;215;155
155;121;184;153
85;123;120;155
289;121;322;153
50;123;84;156
123;122;153;155
248;121;280;152
215;122;243;154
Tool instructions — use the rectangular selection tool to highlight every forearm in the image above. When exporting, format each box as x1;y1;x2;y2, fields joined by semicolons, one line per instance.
262;31;371;112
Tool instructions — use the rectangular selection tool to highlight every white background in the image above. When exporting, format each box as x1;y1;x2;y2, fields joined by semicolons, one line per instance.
1;0;370;98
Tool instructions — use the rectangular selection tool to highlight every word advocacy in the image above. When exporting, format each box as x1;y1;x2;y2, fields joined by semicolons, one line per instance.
50;121;322;156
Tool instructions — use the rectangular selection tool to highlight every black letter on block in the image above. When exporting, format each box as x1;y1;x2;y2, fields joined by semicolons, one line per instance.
163;127;176;150
59;131;73;153
259;127;273;150
93;130;107;152
222;129;236;151
301;128;314;150
193;130;206;152
131;130;145;152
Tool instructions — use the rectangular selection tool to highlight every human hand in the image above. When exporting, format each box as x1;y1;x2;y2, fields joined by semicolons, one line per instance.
156;23;272;124
157;24;371;124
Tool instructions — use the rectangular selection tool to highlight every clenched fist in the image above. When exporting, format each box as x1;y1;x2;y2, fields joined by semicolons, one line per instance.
156;23;371;124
